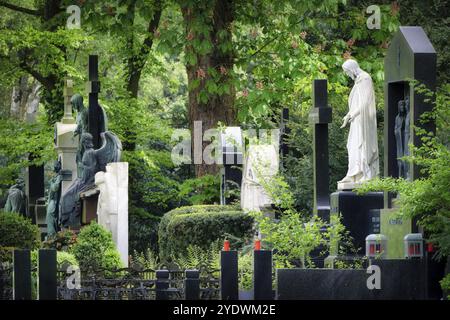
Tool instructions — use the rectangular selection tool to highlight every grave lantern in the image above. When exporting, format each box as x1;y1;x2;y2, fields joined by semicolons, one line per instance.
404;233;423;259
365;234;387;258
219;127;243;205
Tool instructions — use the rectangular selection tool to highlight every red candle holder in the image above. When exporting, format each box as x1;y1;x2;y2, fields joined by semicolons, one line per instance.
254;239;261;251
223;240;230;251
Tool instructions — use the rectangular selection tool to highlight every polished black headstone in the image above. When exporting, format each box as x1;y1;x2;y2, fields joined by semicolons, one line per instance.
13;250;32;300
330;191;384;252
87;55;102;149
220;250;238;300
309;79;332;222
155;269;169;300
253;250;273;300
184;269;200;300
38;249;57;300
384;27;436;185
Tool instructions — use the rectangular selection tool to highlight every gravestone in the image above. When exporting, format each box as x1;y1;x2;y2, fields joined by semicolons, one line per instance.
219;127;243;205
95;162;129;266
308;79;332;222
381;26;437;241
87;55;106;149
384;26;436;185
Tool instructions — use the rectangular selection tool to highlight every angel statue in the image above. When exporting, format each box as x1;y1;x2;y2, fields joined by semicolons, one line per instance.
71;93;108;177
59;131;122;228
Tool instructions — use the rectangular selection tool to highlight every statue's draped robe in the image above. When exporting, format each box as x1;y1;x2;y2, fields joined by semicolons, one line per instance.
345;71;379;180
59;148;98;227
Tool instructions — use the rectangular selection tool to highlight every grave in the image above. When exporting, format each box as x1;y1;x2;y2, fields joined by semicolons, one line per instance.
381;26;437;249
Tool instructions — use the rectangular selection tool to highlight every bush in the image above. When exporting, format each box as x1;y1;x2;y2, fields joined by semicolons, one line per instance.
129;206;160;254
0;210;40;250
70;222;123;273
158;205;254;261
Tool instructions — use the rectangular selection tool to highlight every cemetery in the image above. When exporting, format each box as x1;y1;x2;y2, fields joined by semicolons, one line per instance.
0;1;449;304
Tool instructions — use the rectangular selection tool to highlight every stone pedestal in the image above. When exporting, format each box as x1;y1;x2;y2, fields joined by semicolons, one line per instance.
55;122;78;195
95;162;129;266
330;191;384;252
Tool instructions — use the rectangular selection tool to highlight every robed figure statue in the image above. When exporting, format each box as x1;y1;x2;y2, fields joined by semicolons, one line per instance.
338;59;379;189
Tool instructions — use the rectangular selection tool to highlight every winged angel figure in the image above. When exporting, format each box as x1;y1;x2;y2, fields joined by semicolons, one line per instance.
59;131;122;228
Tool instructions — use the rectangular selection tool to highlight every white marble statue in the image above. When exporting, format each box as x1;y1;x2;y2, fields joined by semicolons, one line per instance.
241;144;279;212
95;162;129;266
338;59;379;190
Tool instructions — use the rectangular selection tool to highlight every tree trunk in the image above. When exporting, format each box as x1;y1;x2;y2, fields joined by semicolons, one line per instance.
182;0;236;177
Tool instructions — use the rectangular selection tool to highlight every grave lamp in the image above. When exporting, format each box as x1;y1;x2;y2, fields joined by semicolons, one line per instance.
404;233;423;259
365;234;387;258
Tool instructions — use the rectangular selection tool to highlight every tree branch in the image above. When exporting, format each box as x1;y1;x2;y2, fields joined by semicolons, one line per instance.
0;1;41;16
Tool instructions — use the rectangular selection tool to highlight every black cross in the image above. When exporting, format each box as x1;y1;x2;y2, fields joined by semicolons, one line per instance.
87;55;102;149
308;79;332;222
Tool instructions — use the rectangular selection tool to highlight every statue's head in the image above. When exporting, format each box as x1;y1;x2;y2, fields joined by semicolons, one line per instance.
13;178;24;190
398;100;405;114
71;94;84;112
80;132;94;149
342;59;362;80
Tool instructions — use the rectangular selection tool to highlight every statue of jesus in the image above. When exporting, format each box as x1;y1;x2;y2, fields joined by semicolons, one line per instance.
338;59;379;190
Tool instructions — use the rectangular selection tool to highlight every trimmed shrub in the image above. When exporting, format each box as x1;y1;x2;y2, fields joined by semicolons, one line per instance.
70;222;123;273
158;205;254;261
0;210;40;250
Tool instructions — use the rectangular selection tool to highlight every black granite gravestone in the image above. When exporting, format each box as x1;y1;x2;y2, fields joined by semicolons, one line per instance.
220;250;238;300
13;250;32;300
38;249;57;300
184;269;200;300
253;250;273;300
331;191;384;252
384;27;436;185
309;79;332;222
87;55;103;149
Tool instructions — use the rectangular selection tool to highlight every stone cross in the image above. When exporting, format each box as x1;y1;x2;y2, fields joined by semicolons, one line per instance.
309;79;332;222
87;55;102;149
62;78;75;124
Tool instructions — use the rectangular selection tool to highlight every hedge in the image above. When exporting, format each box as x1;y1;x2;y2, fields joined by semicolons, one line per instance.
158;205;254;261
0;210;40;251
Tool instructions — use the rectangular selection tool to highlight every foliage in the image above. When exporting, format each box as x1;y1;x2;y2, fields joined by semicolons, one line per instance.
158;205;254;261
70;222;123;273
42;230;77;252
179;174;220;205
129;206;161;254
0;115;55;185
174;240;221;277
253;162;349;268
0;210;40;250
238;251;253;291
130;248;160;271
440;273;450;300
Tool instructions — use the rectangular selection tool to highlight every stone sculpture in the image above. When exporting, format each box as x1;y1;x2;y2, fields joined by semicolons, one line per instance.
241;144;279;212
4;178;27;216
45;160;62;237
338;59;379;189
59;131;122;228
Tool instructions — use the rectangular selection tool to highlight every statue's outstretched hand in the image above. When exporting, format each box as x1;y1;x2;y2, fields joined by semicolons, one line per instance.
340;114;351;128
